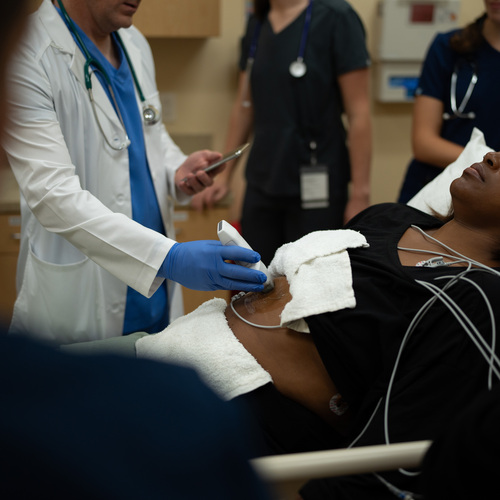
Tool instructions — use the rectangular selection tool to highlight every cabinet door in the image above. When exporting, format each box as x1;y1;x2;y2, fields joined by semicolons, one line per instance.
133;0;220;38
0;214;20;326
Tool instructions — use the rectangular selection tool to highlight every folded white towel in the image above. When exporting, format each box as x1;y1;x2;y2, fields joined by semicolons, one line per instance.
135;298;272;401
269;229;369;333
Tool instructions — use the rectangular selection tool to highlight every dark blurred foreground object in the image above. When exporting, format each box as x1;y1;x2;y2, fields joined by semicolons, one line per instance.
422;384;500;500
0;334;271;500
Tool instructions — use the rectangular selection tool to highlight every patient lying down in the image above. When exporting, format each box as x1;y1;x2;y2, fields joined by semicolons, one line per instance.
136;226;368;442
71;152;500;499
136;276;350;433
137;165;500;497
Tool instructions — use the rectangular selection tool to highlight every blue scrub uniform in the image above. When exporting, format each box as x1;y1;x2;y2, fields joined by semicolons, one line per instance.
398;29;500;203
60;14;169;334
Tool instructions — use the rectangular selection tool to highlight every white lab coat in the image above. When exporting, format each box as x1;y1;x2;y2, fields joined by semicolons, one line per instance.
3;0;187;344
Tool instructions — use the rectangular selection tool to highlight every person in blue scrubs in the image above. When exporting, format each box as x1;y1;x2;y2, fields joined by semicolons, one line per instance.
0;3;271;500
2;0;268;343
398;0;500;203
56;18;173;334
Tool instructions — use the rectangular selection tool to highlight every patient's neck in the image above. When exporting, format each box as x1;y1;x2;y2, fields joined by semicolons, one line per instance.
420;221;500;268
269;0;309;33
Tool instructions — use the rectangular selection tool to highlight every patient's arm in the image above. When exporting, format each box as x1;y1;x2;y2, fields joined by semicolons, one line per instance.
226;277;351;433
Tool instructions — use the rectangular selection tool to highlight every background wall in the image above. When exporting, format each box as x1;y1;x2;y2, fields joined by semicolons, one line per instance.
151;0;484;206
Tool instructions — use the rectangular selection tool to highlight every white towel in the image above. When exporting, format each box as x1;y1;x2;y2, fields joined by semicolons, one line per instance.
135;298;272;400
269;229;369;333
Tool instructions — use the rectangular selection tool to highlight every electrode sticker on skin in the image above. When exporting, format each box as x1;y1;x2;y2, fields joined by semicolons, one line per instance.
300;164;329;209
329;393;349;416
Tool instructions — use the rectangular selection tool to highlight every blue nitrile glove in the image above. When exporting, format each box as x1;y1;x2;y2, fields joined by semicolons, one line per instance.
160;240;267;292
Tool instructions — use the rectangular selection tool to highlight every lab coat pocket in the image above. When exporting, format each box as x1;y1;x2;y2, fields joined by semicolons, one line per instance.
9;247;108;344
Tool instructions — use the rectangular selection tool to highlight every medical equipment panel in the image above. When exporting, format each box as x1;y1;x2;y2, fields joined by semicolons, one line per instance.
375;0;460;102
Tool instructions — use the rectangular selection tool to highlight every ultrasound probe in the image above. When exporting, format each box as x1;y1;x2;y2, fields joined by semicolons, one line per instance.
217;220;274;292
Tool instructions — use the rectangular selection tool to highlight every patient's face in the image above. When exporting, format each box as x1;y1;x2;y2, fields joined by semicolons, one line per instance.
450;151;500;227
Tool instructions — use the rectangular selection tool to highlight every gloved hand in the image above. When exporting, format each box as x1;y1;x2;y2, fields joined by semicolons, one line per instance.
160;240;267;292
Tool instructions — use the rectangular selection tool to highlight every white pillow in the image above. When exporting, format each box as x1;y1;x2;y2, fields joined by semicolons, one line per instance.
407;128;494;216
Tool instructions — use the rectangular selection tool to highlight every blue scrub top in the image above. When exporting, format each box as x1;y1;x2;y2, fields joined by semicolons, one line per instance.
399;29;500;203
58;12;169;334
417;30;500;150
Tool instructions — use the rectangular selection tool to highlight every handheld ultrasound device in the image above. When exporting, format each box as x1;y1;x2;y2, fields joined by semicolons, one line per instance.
217;220;274;292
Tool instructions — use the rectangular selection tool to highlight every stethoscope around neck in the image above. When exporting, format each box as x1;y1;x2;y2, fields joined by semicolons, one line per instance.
442;61;478;120
247;0;314;79
57;0;161;151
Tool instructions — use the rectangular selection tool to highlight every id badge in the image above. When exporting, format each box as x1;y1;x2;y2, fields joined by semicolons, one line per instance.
300;164;329;209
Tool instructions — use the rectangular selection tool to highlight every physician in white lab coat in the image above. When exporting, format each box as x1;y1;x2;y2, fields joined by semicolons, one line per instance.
2;0;267;344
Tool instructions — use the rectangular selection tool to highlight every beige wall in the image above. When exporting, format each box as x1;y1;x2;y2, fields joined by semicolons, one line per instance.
150;0;484;205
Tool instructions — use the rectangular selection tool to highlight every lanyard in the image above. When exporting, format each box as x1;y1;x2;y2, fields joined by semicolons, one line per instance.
290;0;314;78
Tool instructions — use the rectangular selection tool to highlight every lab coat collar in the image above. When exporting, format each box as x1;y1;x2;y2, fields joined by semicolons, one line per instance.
37;0;143;133
37;0;95;98
38;0;77;57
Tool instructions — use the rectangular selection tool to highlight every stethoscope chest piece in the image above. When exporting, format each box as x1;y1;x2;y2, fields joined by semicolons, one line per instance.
289;58;307;78
142;104;161;125
248;0;313;82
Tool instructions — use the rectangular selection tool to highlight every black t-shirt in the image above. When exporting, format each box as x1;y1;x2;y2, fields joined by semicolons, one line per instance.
303;203;500;498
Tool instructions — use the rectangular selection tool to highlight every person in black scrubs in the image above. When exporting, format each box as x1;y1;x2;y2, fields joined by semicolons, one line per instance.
192;0;372;265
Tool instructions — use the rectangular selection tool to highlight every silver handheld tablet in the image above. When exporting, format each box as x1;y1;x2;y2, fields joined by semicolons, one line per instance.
181;143;250;183
203;143;250;174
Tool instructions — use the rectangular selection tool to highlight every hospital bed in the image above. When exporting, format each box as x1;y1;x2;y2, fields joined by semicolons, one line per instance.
252;440;431;500
62;336;432;499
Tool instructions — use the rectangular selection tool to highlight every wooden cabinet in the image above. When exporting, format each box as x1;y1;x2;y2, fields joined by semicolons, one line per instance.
173;205;231;314
133;0;220;38
0;214;20;326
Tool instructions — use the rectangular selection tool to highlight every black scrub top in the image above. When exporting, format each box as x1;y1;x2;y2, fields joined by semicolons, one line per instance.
239;0;370;198
302;203;500;499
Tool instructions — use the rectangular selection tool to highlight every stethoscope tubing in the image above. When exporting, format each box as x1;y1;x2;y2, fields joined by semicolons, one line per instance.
443;62;477;120
56;0;160;149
